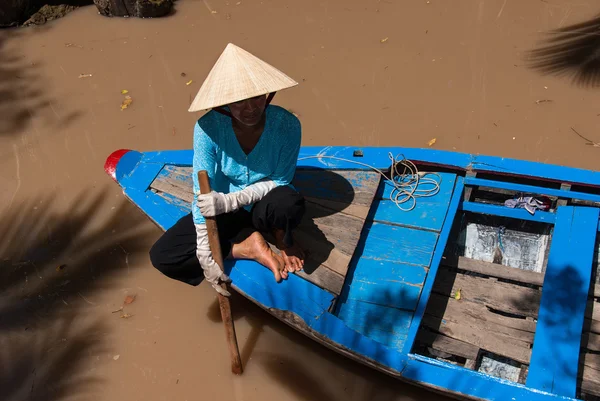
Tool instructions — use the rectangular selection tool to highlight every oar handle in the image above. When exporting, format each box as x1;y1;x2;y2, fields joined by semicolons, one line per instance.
198;170;243;375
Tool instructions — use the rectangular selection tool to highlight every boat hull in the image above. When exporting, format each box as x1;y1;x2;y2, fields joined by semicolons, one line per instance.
105;146;600;401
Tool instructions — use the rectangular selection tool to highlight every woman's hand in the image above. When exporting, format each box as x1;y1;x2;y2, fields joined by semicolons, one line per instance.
196;190;230;217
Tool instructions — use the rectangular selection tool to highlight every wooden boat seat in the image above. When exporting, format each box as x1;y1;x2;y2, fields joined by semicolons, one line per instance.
149;166;381;296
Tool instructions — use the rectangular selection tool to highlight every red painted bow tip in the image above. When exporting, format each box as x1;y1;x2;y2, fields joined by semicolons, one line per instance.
104;149;131;181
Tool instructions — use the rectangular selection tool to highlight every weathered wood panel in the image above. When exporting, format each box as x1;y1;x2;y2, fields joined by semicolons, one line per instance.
446;256;545;287
426;294;536;338
421;314;531;364
434;267;541;318
581;364;600;397
416;329;480;360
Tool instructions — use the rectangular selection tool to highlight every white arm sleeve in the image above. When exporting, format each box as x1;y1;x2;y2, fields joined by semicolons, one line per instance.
195;224;231;296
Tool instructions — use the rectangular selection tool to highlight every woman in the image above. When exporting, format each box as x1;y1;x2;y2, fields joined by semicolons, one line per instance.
149;43;306;296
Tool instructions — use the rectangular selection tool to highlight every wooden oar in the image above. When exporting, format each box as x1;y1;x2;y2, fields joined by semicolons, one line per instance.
198;170;243;375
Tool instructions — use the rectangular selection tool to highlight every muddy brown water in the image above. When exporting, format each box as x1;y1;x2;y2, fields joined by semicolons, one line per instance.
1;1;599;400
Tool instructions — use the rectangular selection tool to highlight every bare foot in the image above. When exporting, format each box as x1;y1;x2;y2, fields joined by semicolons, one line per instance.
280;243;305;273
231;231;287;282
273;229;305;273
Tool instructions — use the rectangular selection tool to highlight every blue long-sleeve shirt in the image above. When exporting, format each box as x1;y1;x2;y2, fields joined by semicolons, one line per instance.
192;105;301;225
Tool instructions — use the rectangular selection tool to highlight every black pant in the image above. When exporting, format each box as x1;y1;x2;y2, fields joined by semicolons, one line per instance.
149;186;305;286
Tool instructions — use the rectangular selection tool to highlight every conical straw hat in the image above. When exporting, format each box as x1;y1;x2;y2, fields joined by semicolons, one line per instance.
188;43;298;112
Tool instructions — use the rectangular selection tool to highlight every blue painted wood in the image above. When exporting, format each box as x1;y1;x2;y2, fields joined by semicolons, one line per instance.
114;150;142;182
335;299;412;349
461;201;556;224
352;259;428;286
345;259;427;310
119;159;163;190
360;222;439;267
297;146;474;172
160;165;194;186
465;176;600;204
473;153;600;188
526;206;599;397
297;146;600;188
141;149;194;165
227;259;335;317
403;354;578;401
402;177;464;355
155;191;191;218
123;188;181;231
345;278;422;311
374;172;457;232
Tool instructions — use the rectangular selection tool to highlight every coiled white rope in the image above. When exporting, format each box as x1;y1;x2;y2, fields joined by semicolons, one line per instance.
297;152;442;211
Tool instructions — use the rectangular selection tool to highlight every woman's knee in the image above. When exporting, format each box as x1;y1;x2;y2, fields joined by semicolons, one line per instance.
148;213;197;273
148;236;169;273
253;186;305;231
268;186;305;215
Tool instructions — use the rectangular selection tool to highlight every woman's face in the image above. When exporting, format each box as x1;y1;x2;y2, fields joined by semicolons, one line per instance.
228;95;267;127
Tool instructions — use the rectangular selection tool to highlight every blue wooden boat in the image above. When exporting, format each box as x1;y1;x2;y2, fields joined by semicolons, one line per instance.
104;146;600;401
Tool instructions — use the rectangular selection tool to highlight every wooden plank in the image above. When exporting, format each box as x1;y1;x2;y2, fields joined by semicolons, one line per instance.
293;228;351;276
416;328;480;360
294;265;344;295
434;268;541;318
305;196;371;220
345;260;427;310
151;176;194;203
421;314;532;364
446;256;545;287
336;299;413;349
373;172;457;232
426;293;537;337
292;170;380;206
584;332;600;352
164;165;194;181
360;222;439;267
346;276;423;311
352;259;428;287
527;206;600;397
582;352;600;371
585;300;600;335
581;364;600;397
298;216;361;259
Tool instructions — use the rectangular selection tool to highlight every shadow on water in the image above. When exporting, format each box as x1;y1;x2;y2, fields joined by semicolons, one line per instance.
526;12;600;87
0;28;81;138
206;293;450;401
0;190;155;400
0;314;109;401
